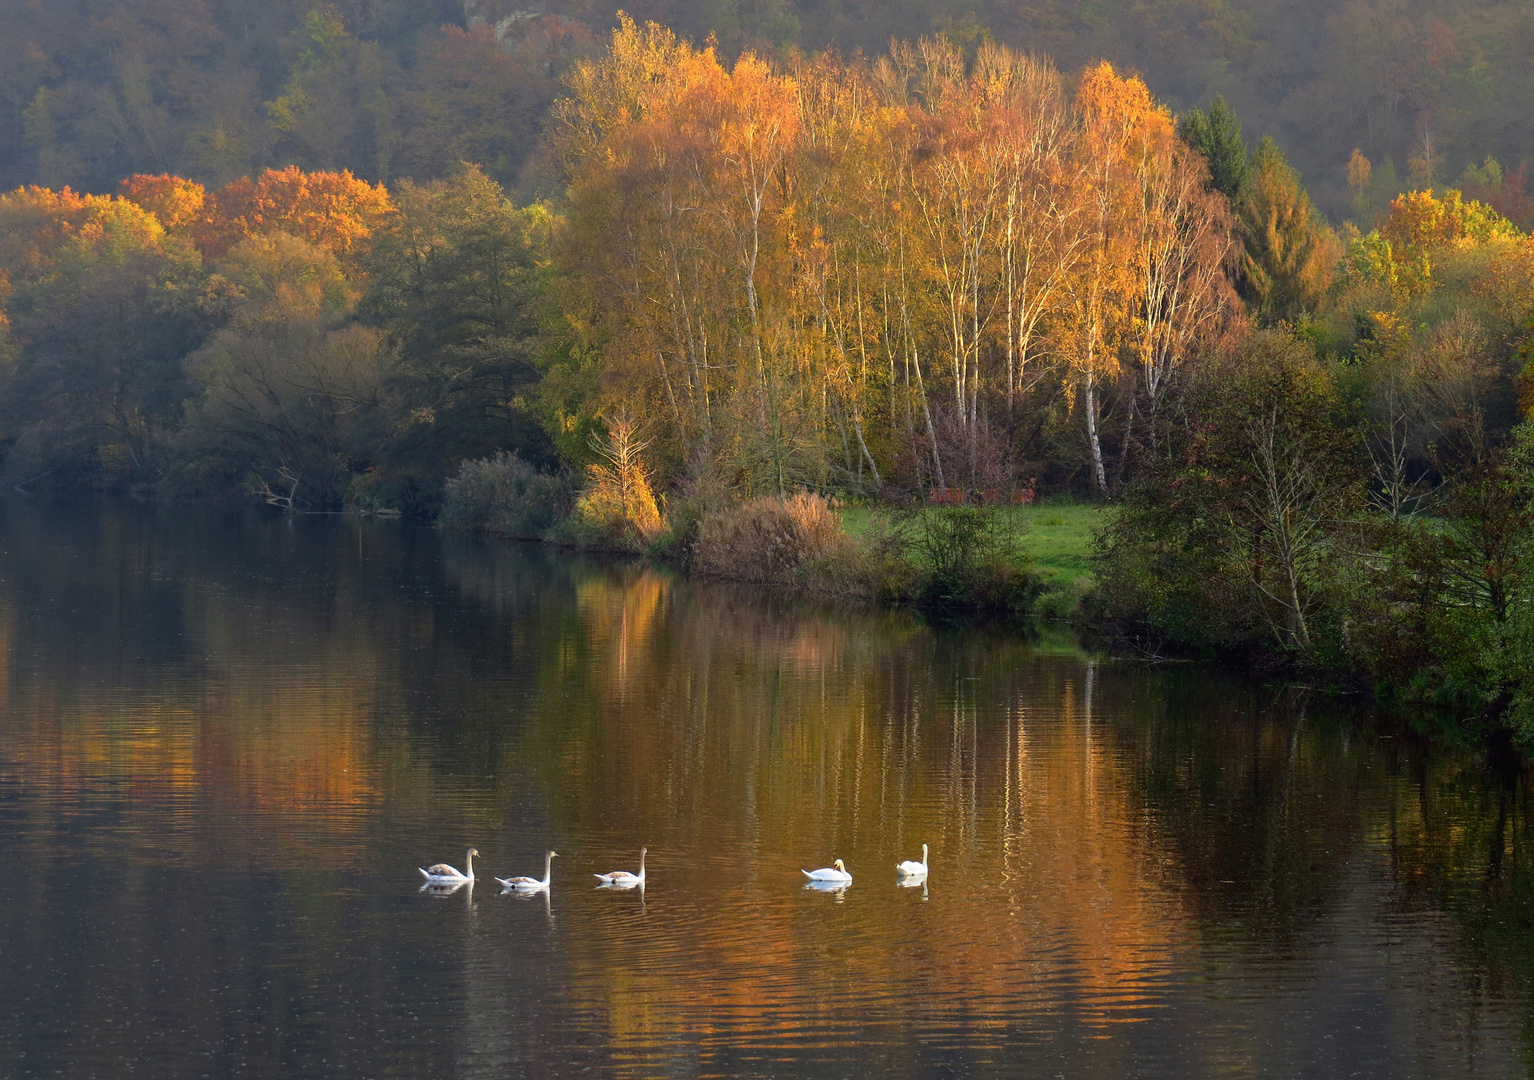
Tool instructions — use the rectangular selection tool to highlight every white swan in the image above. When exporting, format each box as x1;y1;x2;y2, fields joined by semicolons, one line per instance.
896;844;929;878
496;851;557;891
420;848;478;883
595;847;646;887
802;858;852;883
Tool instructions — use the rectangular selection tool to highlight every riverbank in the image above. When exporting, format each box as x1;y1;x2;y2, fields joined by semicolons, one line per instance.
839;500;1103;620
438;452;1098;623
437;439;1534;746
438;454;1098;625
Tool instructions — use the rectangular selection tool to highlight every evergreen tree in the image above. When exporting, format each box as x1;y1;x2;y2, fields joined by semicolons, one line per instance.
1236;137;1338;326
1179;95;1247;202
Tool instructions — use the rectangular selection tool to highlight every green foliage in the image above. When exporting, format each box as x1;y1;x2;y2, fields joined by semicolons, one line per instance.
361;163;556;496
265;12;399;181
1236;138;1339;326
905;505;1041;617
439;450;573;537
171;233;399;508
1340;230;1397;290
1093;329;1367;659
1179;95;1247;202
0;194;204;489
1372;437;1534;731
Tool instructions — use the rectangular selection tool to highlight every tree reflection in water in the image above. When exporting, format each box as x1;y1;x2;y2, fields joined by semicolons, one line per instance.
0;498;1528;1078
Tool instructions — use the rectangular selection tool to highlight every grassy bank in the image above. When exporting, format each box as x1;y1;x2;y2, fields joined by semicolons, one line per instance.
442;453;1089;621
841;499;1103;618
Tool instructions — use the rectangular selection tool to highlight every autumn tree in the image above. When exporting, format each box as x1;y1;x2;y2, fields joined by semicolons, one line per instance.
1060;61;1166;492
549;26;1240;500
550;18;815;494
116;174;208;233
0;186;202;486
199;166;395;261
1133;109;1240;430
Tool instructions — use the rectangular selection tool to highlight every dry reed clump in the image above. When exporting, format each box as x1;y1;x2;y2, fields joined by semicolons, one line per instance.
574;414;665;549
693;492;850;584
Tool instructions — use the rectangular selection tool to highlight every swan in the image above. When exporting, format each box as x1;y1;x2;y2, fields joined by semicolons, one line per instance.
802;858;852;883
496;851;557;891
896;844;929;878
420;848;478;883
595;847;646;887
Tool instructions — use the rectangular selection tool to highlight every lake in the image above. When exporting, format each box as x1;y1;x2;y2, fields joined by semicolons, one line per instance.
0;498;1529;1079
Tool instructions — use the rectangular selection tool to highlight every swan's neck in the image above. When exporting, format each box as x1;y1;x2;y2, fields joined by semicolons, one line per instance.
922;844;928;863
466;850;475;880
638;850;646;876
543;852;552;885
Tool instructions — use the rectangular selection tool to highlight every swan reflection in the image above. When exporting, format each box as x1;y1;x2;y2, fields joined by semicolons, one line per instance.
804;879;851;896
420;878;475;910
898;876;930;900
501;883;554;921
596;877;645;891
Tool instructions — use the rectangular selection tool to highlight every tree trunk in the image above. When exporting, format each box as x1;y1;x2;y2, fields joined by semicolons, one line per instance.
1085;371;1107;492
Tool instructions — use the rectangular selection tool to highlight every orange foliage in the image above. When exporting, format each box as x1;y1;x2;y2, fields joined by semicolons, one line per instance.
552;24;1238;494
5;168;394;284
1379;188;1519;252
0;185;92;267
200;166;394;259
0;184;171;282
117;174;208;232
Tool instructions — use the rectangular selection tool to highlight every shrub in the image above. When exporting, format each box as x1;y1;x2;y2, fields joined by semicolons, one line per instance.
694;492;849;584
1091;330;1366;660
906;505;1042;616
829;511;920;602
1358;438;1534;730
440;451;572;538
644;465;733;567
1035;578;1092;621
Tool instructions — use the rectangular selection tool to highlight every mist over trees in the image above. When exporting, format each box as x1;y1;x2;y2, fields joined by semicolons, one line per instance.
5;0;1534;222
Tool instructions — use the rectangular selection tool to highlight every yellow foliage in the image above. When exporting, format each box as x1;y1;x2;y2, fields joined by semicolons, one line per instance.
117;174;208;232
576;415;664;544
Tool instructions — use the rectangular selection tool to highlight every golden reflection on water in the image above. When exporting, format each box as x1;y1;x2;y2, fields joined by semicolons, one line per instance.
0;505;1530;1078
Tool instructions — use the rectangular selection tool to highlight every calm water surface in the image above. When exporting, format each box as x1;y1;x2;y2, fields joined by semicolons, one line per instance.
1;499;1531;1079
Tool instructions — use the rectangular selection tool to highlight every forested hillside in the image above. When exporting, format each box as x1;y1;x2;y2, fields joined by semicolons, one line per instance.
2;5;1534;727
4;0;1533;218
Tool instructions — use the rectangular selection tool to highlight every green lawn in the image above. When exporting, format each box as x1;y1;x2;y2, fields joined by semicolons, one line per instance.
839;499;1105;591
